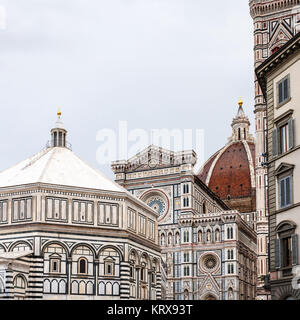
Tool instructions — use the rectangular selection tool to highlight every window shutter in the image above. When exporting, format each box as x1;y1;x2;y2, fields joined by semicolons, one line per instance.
292;234;299;266
280;179;286;208
286;177;291;206
272;129;278;157
284;78;289;100
288;118;295;150
275;239;282;269
278;82;283;104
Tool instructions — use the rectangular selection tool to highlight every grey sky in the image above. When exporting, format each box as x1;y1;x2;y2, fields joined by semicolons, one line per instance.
0;0;254;178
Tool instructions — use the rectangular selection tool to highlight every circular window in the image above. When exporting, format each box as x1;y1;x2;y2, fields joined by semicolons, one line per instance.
141;190;169;218
200;254;219;273
204;255;217;270
147;196;166;216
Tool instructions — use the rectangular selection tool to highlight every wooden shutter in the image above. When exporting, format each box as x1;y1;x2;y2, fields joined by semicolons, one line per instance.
280;179;286;208
278;82;283;104
292;234;299;266
275;239;282;269
284;78;289;100
272;129;278;157
288;118;295;150
286;177;291;206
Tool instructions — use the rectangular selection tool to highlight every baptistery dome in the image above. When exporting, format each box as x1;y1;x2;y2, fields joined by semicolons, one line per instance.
197;100;256;214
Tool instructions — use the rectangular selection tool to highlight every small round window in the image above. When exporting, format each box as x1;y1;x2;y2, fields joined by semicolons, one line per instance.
202;254;218;272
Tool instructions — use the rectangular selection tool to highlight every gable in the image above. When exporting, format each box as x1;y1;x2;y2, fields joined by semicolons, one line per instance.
274;162;295;176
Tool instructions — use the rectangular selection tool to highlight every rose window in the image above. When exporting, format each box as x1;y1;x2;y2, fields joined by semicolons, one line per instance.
147;196;166;216
201;254;218;272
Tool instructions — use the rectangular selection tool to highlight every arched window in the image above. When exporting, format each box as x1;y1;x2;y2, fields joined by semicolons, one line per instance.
140;254;150;287
130;263;134;279
202;202;206;214
140;264;145;282
14;275;26;289
43;243;67;277
168;233;173;246
215;229;220;242
160;233;166;246
198;230;203;243
175;232;180;245
105;259;114;276
78;258;87;274
152;263;157;284
129;251;137;280
275;221;298;269
206;230;211;242
99;248;120;277
238;128;241;140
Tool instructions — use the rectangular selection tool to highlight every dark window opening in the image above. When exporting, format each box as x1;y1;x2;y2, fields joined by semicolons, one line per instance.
282;237;292;268
78;258;87;274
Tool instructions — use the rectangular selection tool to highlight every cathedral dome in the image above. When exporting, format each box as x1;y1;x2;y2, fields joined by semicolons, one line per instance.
197;100;256;213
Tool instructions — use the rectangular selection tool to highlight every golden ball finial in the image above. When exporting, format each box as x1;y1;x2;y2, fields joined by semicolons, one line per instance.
57;108;62;118
238;98;243;107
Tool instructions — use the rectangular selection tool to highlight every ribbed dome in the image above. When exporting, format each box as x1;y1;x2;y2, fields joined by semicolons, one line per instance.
198;141;255;199
198;101;256;213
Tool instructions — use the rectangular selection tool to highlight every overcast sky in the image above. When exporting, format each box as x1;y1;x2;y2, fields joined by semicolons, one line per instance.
0;0;254;178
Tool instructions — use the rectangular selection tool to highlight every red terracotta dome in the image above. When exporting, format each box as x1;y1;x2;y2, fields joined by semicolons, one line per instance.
198;101;256;213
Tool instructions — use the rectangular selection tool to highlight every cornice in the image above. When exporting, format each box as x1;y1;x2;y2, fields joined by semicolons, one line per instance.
0;223;161;253
249;0;298;18
256;34;300;97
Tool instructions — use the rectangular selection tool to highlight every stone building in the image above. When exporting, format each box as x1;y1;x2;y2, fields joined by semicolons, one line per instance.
0;113;161;300
111;146;257;300
249;0;300;299
256;32;300;300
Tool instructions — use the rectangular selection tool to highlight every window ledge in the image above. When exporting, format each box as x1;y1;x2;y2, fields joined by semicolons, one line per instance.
270;144;300;163
102;275;118;279
276;97;291;109
279;266;293;271
272;201;300;215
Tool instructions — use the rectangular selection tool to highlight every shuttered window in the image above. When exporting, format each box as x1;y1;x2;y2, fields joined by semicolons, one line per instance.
279;124;289;154
278;76;290;105
292;235;299;266
275;235;298;269
279;176;292;208
275;239;282;269
282;237;292;267
272;129;278;157
272;118;295;157
288;118;295;150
